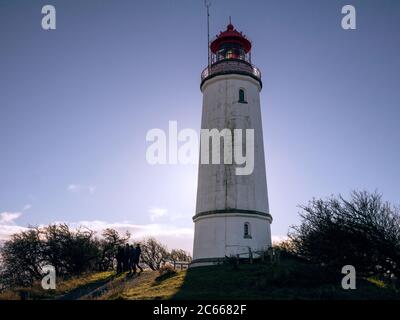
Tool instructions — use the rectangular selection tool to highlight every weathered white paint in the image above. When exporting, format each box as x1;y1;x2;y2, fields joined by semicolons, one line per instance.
192;73;272;267
191;213;272;267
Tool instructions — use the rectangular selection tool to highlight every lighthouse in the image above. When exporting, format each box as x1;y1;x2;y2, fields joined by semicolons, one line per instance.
191;22;273;267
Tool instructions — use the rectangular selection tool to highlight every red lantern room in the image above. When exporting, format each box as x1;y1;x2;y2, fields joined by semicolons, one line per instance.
201;22;261;89
210;23;252;63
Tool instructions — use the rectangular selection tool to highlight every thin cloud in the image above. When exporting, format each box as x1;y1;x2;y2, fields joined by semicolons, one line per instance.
23;204;32;211
67;184;96;195
148;207;168;221
272;235;288;244
0;212;26;241
0;225;27;241
0;212;22;224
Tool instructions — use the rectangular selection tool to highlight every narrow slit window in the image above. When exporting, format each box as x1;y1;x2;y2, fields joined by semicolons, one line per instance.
244;222;251;238
239;88;247;103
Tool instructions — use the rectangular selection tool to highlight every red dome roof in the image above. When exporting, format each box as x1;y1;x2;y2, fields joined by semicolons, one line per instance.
210;24;252;54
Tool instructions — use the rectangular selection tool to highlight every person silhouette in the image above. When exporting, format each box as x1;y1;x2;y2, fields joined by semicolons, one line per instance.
116;246;124;274
133;243;143;273
128;245;136;274
123;243;130;272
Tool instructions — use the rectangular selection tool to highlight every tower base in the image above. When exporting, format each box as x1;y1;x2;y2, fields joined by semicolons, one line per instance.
191;211;272;268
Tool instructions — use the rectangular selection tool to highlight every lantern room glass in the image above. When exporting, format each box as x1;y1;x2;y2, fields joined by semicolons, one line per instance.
213;42;250;64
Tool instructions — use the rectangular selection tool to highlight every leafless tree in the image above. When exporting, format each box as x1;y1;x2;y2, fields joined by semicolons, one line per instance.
0;225;130;288
169;249;192;263
140;237;169;270
289;190;400;279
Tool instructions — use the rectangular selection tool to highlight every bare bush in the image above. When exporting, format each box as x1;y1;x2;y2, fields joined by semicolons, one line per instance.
289;191;400;279
140;237;169;270
169;249;192;263
0;225;129;289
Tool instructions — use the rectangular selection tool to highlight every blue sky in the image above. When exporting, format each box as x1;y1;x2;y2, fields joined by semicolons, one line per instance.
1;0;399;252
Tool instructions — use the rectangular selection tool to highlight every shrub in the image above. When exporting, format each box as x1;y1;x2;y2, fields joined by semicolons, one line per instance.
289;191;400;279
140;237;169;271
0;224;129;289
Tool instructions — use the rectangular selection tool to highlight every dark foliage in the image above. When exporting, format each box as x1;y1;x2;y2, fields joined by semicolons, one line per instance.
0;224;129;289
289;191;400;279
41;224;101;276
0;228;43;287
98;229;130;271
0;226;192;290
140;237;169;271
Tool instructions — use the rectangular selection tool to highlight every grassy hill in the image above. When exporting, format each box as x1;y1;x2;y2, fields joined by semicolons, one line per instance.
1;258;399;300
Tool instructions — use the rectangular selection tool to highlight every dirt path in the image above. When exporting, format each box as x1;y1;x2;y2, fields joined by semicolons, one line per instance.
57;271;156;300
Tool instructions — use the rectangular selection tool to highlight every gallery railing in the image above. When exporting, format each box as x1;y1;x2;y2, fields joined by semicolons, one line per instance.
201;59;262;84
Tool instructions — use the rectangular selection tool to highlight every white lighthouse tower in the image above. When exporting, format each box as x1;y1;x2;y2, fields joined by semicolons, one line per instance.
191;22;272;267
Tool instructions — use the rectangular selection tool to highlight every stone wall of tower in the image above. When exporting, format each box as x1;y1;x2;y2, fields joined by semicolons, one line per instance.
195;74;270;215
192;73;272;265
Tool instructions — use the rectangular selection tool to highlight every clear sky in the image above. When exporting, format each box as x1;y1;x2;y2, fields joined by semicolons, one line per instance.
1;0;399;252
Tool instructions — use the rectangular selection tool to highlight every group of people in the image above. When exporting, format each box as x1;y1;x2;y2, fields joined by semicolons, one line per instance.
116;243;143;274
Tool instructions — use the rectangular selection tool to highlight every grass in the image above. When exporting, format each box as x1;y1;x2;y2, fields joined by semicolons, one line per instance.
1;258;399;300
117;258;400;300
118;270;185;300
0;271;115;300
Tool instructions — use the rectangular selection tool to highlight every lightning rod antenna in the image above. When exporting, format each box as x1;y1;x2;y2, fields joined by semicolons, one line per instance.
204;0;211;70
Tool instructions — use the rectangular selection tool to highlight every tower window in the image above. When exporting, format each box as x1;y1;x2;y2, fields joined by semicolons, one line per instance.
244;222;251;238
238;88;247;103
